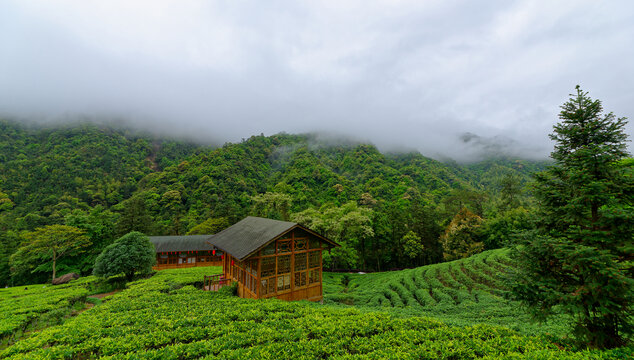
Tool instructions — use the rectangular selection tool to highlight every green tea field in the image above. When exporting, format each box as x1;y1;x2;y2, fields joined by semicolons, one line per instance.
0;258;631;359
323;249;571;336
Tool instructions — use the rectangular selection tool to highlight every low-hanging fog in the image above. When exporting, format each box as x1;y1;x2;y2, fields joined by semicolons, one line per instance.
1;1;633;161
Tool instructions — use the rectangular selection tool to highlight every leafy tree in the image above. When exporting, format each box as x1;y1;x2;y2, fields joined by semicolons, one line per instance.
292;202;373;269
93;232;155;281
187;217;230;235
442;188;488;218
10;225;91;282
250;192;293;221
480;207;533;249
64;206;119;275
161;190;184;235
116;195;153;236
402;231;424;260
509;86;633;348
440;208;484;261
0;190;14;211
498;172;523;210
0;230;20;286
409;202;444;265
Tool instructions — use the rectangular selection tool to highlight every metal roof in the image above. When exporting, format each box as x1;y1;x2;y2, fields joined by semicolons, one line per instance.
149;235;214;253
208;216;338;261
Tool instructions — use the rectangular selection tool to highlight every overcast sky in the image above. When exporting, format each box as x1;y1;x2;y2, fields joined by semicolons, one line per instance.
1;1;633;161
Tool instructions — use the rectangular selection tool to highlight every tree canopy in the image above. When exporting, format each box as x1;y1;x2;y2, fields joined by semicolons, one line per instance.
93;232;155;280
10;225;91;282
510;86;633;349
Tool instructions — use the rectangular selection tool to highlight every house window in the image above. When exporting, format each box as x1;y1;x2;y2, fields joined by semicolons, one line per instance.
277;274;291;291
277;255;291;274
268;278;276;294
277;240;291;254
309;251;320;268
261;278;269;295
294;238;308;251
294;252;307;271
261;257;276;277
309;269;320;284
294;271;307;288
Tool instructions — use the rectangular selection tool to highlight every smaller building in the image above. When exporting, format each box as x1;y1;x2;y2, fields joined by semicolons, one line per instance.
149;235;223;270
209;216;339;302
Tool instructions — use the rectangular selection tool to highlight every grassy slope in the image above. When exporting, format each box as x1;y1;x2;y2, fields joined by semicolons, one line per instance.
1;266;631;359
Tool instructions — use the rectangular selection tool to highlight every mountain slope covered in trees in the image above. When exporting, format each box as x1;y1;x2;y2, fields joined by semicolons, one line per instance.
0;119;546;286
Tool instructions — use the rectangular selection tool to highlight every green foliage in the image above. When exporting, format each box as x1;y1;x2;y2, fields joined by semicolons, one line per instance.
93;232;155;281
250;192;293;220
510;87;634;349
292;201;374;269
0;231;20;287
186;217;230;235
440;208;484;261
115;194;153;237
0;119;549;284
402;231;424;259
0;277;95;344
2;266;629;359
0;191;13;212
323;248;623;347
63;206;119;276
10;225;91;282
442;188;489;218
498;172;523;210
479;207;533;249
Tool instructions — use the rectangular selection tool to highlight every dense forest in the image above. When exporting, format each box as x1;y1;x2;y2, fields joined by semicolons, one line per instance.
0;119;547;286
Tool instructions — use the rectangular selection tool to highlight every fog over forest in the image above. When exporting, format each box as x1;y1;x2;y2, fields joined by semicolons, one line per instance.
1;1;633;161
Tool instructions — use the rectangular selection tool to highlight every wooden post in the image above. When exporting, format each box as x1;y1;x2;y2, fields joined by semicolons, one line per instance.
319;248;323;300
274;244;278;296
290;231;295;297
256;256;262;298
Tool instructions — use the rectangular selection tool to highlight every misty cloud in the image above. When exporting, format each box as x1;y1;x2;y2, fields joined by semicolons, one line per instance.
0;1;632;161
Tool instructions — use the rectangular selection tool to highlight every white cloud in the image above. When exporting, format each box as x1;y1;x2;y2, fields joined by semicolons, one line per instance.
0;0;632;160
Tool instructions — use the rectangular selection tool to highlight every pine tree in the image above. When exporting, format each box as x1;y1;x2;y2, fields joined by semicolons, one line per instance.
510;86;633;348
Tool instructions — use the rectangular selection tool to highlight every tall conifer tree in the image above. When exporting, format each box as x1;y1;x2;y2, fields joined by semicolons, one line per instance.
510;86;633;348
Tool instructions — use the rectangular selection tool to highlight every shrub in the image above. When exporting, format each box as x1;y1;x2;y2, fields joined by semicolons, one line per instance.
93;232;155;281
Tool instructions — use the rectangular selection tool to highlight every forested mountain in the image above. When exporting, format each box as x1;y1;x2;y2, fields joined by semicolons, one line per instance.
0;119;547;286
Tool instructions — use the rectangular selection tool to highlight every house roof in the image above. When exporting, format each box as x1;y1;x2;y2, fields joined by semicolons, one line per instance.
209;216;338;261
149;235;215;253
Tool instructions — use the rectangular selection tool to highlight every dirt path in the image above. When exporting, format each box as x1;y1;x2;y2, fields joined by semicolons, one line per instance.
88;290;121;299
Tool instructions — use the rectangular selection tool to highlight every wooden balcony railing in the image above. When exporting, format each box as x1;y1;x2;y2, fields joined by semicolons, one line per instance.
203;274;231;291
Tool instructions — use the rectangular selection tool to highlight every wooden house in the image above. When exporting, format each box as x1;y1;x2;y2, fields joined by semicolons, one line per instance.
149;235;223;270
209;216;339;302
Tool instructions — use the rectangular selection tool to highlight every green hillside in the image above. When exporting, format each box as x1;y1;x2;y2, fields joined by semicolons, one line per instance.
1;266;629;359
0;119;544;286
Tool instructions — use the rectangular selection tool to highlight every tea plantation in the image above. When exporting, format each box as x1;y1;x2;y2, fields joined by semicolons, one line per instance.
0;277;95;345
323;249;572;336
1;258;631;359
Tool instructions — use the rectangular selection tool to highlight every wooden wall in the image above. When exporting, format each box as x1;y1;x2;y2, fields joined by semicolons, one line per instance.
153;251;222;270
223;228;327;302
